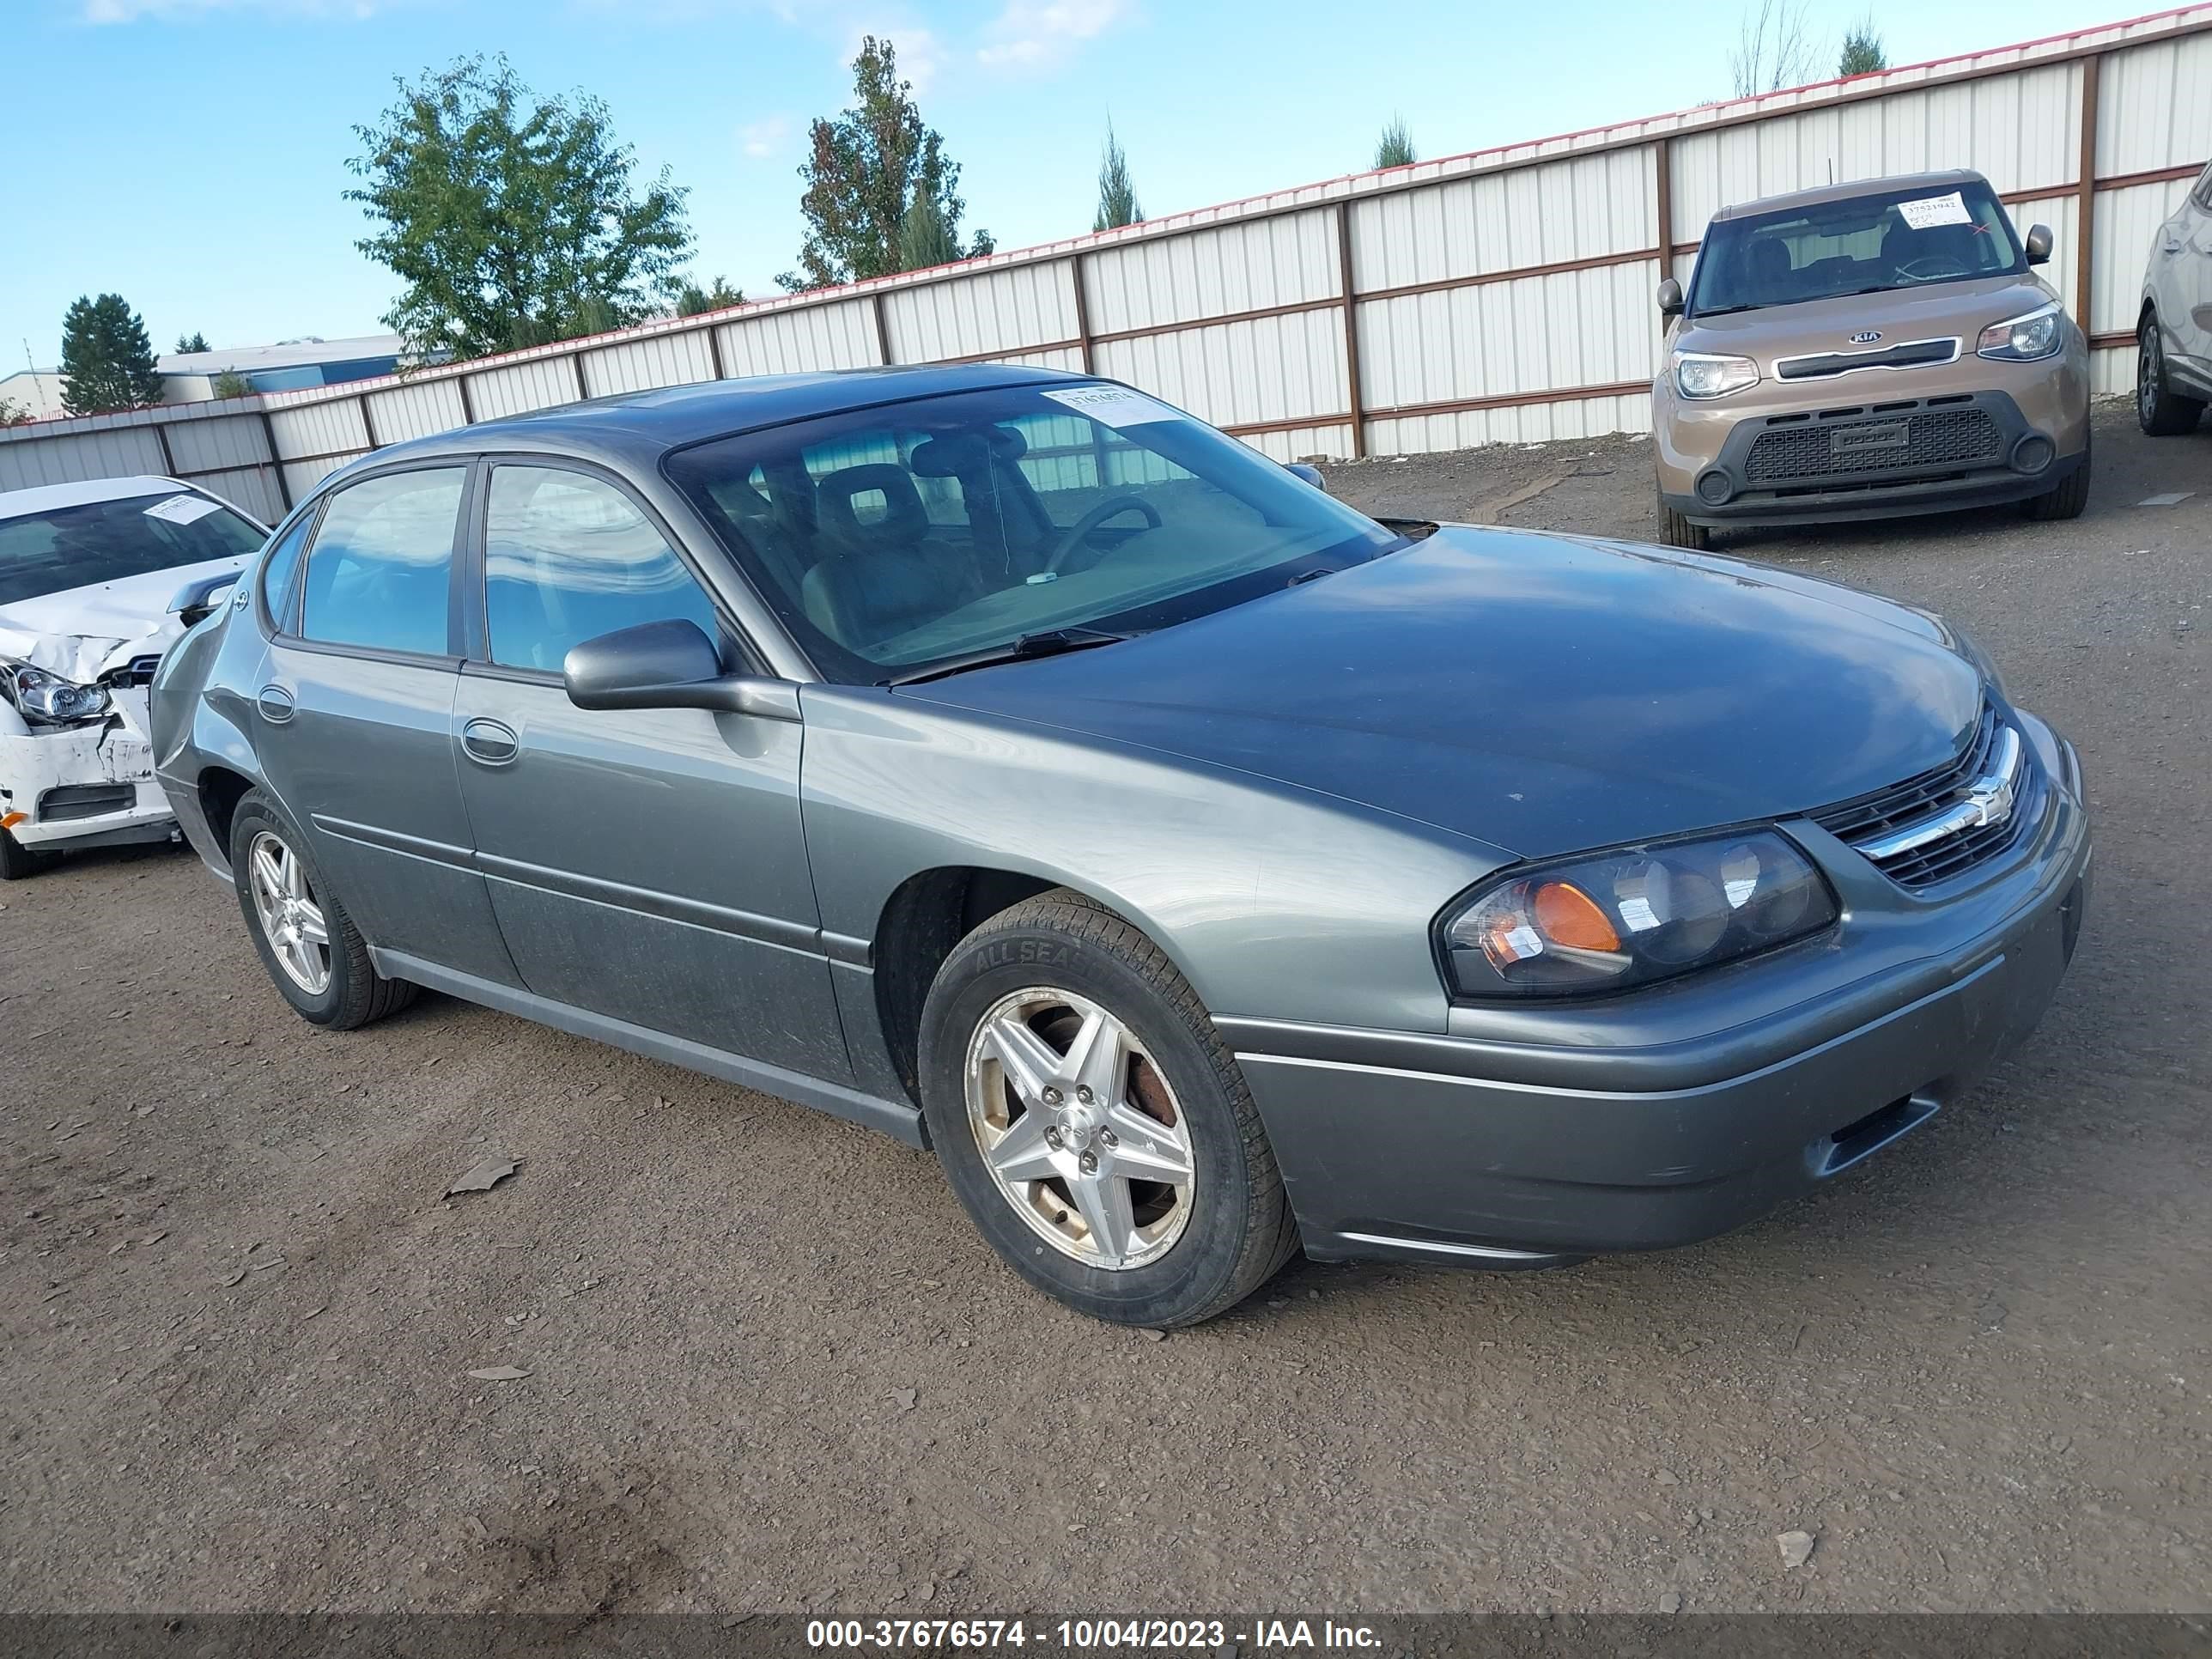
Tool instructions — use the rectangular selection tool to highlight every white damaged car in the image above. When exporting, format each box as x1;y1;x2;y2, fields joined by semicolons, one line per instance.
1;475;265;878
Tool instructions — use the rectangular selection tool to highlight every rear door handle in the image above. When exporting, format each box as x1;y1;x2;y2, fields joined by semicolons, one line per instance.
257;684;295;724
460;717;520;766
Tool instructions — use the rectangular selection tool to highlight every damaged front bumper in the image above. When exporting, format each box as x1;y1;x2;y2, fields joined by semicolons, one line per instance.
1;688;178;851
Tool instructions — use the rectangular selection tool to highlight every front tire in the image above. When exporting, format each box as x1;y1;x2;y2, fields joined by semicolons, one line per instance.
0;825;55;880
917;890;1297;1327
1657;495;1711;550
2024;435;2092;521
229;791;415;1030
2138;314;2206;436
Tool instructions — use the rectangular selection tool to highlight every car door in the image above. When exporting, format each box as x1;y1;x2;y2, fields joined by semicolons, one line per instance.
449;459;848;1082
2180;162;2212;379
255;462;519;986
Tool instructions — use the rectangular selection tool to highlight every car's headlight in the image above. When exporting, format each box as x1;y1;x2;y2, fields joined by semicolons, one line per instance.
1977;303;2063;362
1;659;112;726
1674;352;1761;399
1440;830;1838;998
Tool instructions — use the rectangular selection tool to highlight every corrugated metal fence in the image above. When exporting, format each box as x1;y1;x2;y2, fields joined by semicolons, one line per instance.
4;3;2208;522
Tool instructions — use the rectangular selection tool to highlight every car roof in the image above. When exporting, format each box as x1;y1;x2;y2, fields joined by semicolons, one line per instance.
362;362;1097;472
1711;168;1990;222
0;474;193;522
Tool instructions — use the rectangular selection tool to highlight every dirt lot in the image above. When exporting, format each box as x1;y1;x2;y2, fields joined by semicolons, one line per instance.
3;401;2209;1617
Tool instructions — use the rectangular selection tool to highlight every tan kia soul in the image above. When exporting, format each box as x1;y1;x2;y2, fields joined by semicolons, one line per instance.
1652;170;2091;548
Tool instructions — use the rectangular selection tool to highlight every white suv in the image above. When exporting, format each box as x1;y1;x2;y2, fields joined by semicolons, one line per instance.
1;475;265;878
2139;156;2212;435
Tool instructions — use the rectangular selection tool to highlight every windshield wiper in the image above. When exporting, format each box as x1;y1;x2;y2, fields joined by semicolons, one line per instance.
885;627;1139;687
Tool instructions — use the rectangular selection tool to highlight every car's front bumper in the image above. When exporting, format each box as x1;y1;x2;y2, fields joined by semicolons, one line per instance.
1222;728;2092;1267
0;692;177;853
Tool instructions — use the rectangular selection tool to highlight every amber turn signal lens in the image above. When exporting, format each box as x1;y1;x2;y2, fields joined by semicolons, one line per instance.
1533;881;1621;952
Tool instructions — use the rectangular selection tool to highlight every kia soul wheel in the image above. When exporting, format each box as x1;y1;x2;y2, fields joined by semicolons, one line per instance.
918;890;1298;1327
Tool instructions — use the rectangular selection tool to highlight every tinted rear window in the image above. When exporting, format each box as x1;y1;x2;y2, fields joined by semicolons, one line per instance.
0;491;264;606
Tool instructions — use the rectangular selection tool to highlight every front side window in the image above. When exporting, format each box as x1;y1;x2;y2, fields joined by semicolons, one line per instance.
665;383;1401;683
300;468;464;656
1689;179;2026;318
483;465;719;672
0;489;264;607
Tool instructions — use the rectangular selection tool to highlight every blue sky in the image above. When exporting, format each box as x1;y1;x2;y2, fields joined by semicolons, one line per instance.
0;0;2126;366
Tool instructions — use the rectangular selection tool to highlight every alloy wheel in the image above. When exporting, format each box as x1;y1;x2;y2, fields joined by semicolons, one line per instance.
963;988;1197;1270
247;830;331;995
2141;325;2161;424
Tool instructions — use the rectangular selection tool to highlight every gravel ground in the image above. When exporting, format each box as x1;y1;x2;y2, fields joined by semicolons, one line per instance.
3;401;2209;1616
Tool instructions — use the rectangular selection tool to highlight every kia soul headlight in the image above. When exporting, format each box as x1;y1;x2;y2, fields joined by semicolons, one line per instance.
1442;830;1838;998
2;659;112;726
1674;352;1760;399
1977;303;2063;362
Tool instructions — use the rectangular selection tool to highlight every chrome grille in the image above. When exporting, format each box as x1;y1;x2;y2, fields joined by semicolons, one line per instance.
1745;405;2003;485
1812;704;2039;888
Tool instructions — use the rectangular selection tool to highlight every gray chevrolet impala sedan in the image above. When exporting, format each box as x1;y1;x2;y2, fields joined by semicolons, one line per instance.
151;365;2090;1326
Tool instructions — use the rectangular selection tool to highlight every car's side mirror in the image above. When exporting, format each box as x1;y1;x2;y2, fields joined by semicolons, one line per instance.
562;618;800;721
1285;462;1328;492
1656;277;1685;317
2024;223;2053;265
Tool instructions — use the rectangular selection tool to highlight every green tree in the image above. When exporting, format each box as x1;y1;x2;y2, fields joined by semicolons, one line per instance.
211;369;253;399
175;331;210;354
0;397;33;428
779;35;992;291
676;276;745;317
1838;16;1887;76
60;294;166;416
1094;120;1141;231
898;194;960;270
1374;115;1417;170
346;55;694;362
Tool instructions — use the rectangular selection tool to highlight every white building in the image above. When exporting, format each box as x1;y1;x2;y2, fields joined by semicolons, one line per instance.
2;333;413;422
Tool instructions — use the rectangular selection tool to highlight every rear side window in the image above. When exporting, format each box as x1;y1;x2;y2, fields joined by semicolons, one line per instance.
257;512;315;629
301;469;465;656
483;465;718;672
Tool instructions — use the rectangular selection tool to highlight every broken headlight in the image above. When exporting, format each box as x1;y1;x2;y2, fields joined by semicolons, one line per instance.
1;659;112;726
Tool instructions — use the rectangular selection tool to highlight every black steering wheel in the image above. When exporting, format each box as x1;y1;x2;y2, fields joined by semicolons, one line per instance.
1895;255;1968;282
1043;495;1164;574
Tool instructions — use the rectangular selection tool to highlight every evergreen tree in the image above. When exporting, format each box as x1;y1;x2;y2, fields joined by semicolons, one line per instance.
176;331;210;354
1374;116;1417;169
676;276;744;316
1094;121;1141;230
1838;17;1887;76
60;294;166;416
898;195;960;270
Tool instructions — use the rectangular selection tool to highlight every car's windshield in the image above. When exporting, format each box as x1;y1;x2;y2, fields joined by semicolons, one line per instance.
1687;179;2025;318
0;490;264;607
664;382;1404;683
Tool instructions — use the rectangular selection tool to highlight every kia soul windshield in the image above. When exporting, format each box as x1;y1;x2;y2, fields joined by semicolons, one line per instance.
665;384;1404;683
1689;179;2027;318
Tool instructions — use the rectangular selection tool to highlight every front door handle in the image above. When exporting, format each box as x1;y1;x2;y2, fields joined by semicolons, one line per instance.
460;717;520;766
257;684;295;724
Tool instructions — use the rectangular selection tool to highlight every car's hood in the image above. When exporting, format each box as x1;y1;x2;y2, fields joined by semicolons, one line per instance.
1675;273;2059;361
899;526;1984;860
0;556;246;682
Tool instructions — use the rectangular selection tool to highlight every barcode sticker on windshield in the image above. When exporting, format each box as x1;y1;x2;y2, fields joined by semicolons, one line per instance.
143;495;222;525
1040;386;1179;428
1895;191;1972;230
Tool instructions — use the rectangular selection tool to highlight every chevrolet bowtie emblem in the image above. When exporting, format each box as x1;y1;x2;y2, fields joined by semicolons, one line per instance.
1961;768;2017;829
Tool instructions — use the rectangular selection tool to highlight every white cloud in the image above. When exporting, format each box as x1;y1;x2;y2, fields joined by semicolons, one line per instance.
976;0;1124;72
739;115;792;160
85;0;379;18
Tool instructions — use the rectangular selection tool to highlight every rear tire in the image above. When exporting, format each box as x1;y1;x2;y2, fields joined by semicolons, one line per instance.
0;825;55;880
1657;495;1711;550
2138;314;2206;436
229;791;415;1030
2024;436;2092;521
917;890;1298;1328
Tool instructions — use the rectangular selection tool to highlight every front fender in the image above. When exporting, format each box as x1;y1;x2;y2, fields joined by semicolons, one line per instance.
797;686;1512;1036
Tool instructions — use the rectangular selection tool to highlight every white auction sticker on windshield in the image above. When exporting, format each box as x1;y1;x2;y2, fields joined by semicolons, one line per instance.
1895;191;1972;230
1040;386;1180;428
143;494;222;525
